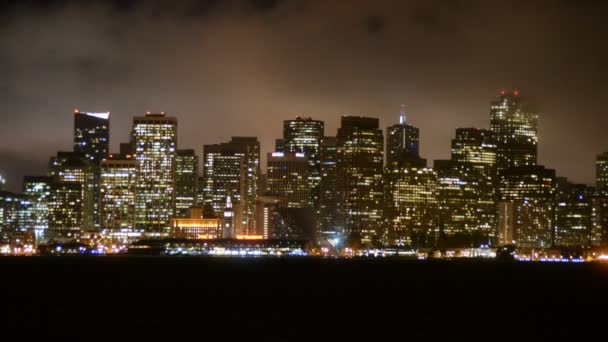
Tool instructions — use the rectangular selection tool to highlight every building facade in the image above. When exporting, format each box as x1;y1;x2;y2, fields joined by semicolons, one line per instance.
132;113;177;235
99;155;138;232
319;136;339;240
490;91;538;171
175;149;199;217
266;152;310;208
202;137;259;235
336;116;384;246
554;178;594;247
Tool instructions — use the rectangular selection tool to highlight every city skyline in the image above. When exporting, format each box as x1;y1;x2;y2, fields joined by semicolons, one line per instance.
2;0;608;191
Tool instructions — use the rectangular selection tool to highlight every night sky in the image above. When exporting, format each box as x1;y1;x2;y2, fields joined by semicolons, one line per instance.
1;0;607;192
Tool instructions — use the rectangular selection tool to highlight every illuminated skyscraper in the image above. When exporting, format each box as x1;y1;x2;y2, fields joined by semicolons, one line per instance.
203;137;259;235
175;149;199;217
319;136;339;239
99;154;138;231
554;178;594;247
384;167;438;247
434;160;485;241
132;113;177;235
386;105;425;168
267;152;309;208
498;166;555;248
450;128;498;236
490;91;538;171
74;110;110;228
280;117;324;206
594;152;608;246
23;176;52;240
48;182;83;239
0;191;35;241
49;152;95;232
336;116;384;245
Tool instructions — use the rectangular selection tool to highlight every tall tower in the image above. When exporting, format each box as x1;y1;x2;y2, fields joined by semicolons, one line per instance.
386;105;425;168
202;137;259;235
595;152;608;246
267;152;309;208
99;154;138;232
319;136;339;240
132;112;177;236
280;117;324;207
336;116;384;246
175;149;199;217
74;110;110;228
490;91;538;171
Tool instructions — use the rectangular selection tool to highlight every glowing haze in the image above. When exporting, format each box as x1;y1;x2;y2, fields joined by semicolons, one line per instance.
1;0;607;191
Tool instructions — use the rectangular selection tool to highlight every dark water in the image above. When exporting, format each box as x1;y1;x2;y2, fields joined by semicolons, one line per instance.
1;257;607;339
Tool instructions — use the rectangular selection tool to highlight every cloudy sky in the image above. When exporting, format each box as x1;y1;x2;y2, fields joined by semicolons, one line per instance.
1;0;607;191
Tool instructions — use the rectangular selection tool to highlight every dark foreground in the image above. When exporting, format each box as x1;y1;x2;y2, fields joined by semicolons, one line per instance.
1;257;607;340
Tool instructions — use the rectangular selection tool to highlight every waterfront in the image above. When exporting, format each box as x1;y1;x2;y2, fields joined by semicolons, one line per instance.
1;256;607;339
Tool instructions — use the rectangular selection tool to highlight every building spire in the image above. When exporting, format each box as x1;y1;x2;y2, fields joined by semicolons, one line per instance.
399;104;406;124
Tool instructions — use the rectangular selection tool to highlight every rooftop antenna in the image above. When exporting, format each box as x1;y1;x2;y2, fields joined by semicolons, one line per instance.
399;104;406;124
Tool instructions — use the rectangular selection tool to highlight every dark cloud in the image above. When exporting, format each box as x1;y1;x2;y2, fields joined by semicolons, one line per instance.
1;0;608;192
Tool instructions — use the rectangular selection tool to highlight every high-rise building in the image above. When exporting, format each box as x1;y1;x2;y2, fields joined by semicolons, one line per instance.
594;152;608;246
256;196;282;239
267;152;309;208
23;176;52;241
202;137;259;235
450;128;498;236
74;110;110;228
48;182;83;240
49;152;95;231
498;166;555;248
280;117;324;206
490;91;538;171
336;116;384;245
384;167;438;247
319;136;339;240
99;154;138;231
386;105;425;168
554;178;594;247
175;149;199;217
132;112;177;235
434;160;485;240
0;191;35;241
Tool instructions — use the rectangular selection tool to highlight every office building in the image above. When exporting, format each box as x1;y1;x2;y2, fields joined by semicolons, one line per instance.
384;167;438;247
99;154;138;231
279;117;324;206
175;149;199;217
554;178;594;247
498;166;555;248
170;207;223;239
319;136;339;240
23;176;52;240
336;116;384;246
490;91;538;171
386;105;425;168
202;137;259;235
132;112;177;235
267;152;310;208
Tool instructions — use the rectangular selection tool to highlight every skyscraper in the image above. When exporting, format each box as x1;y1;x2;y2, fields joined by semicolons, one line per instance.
74;110;110;228
386;105;425;168
48;182;83;240
434;160;484;243
49;152;95;232
554;178;594;247
384;167;438;247
280;117;324;207
203;137;259;235
23;176;52;241
498;166;555;248
336;116;384;246
490;91;538;171
319;136;339;240
267;152;309;208
175;149;199;217
99;154;138;232
132;112;177;236
450;128;498;236
594;151;608;246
